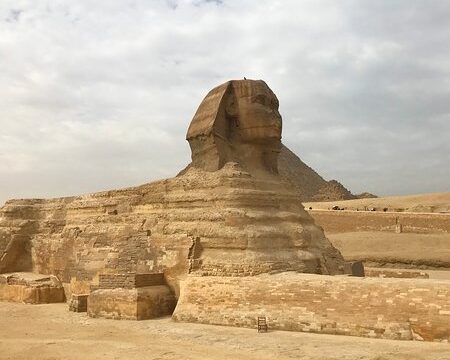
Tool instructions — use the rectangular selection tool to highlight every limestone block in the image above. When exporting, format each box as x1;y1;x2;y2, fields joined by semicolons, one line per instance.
88;285;176;320
68;293;89;312
0;272;65;304
365;268;429;279
344;261;365;277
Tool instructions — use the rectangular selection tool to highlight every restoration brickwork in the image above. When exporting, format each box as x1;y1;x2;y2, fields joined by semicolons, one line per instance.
308;210;450;234
173;273;450;342
88;286;176;320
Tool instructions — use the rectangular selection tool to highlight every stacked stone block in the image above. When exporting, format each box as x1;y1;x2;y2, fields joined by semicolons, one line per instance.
87;273;175;320
173;273;450;342
68;293;89;312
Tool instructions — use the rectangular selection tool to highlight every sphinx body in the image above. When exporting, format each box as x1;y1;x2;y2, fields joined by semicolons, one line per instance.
0;80;345;296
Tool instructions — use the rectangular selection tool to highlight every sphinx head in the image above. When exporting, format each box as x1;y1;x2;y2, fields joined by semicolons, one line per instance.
187;79;282;173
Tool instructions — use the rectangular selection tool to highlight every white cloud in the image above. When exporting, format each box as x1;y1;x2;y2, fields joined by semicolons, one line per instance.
0;0;449;204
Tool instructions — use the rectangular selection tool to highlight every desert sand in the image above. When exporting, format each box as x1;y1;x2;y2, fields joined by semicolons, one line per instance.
1;302;449;360
304;191;450;213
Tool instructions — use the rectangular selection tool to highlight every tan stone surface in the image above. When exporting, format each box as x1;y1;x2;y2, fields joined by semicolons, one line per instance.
186;80;282;174
88;286;176;320
365;267;429;279
68;293;88;312
173;272;450;342
0;272;65;304
277;146;355;201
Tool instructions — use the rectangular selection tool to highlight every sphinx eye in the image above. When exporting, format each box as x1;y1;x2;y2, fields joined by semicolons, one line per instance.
253;94;266;105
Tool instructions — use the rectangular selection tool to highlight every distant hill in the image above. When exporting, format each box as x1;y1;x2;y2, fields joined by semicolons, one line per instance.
278;145;357;202
354;192;378;199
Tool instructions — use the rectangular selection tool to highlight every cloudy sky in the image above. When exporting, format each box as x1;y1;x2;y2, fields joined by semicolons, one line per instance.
1;0;449;205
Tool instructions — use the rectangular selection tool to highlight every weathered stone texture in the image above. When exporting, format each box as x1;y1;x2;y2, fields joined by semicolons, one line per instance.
95;273;165;290
344;260;365;277
365;268;429;279
308;210;450;234
173;273;450;342
68;293;89;312
0;163;345;297
0;272;65;304
88;286;176;320
277;147;355;202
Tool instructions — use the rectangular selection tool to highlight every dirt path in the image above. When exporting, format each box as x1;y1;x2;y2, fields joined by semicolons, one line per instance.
0;303;449;360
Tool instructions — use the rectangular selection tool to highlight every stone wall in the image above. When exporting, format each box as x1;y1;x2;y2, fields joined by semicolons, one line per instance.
96;273;165;289
365;268;429;279
173;273;450;342
88;286;176;320
308;210;450;234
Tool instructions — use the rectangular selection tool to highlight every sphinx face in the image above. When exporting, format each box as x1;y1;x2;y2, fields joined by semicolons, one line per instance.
233;82;282;143
186;79;283;173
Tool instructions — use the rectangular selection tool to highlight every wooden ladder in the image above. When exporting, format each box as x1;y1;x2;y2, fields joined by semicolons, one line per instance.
257;316;268;332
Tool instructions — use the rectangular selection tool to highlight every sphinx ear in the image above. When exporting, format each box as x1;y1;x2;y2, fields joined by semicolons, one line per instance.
225;92;238;118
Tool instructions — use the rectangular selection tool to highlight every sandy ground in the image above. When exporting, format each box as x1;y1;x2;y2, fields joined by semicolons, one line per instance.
0;303;450;360
303;191;450;213
328;231;450;268
365;267;450;280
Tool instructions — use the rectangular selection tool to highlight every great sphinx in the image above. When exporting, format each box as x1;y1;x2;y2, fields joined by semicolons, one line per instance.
0;79;345;299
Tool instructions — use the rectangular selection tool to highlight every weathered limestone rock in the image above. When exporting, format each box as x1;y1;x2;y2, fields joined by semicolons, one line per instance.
277;146;356;202
0;79;345;298
68;293;89;312
344;260;365;277
87;272;176;320
186;80;282;174
365;268;429;279
0;272;65;304
88;286;176;320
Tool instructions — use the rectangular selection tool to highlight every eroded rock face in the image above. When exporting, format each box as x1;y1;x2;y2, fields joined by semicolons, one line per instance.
0;272;65;303
0;79;345;296
187;80;282;174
